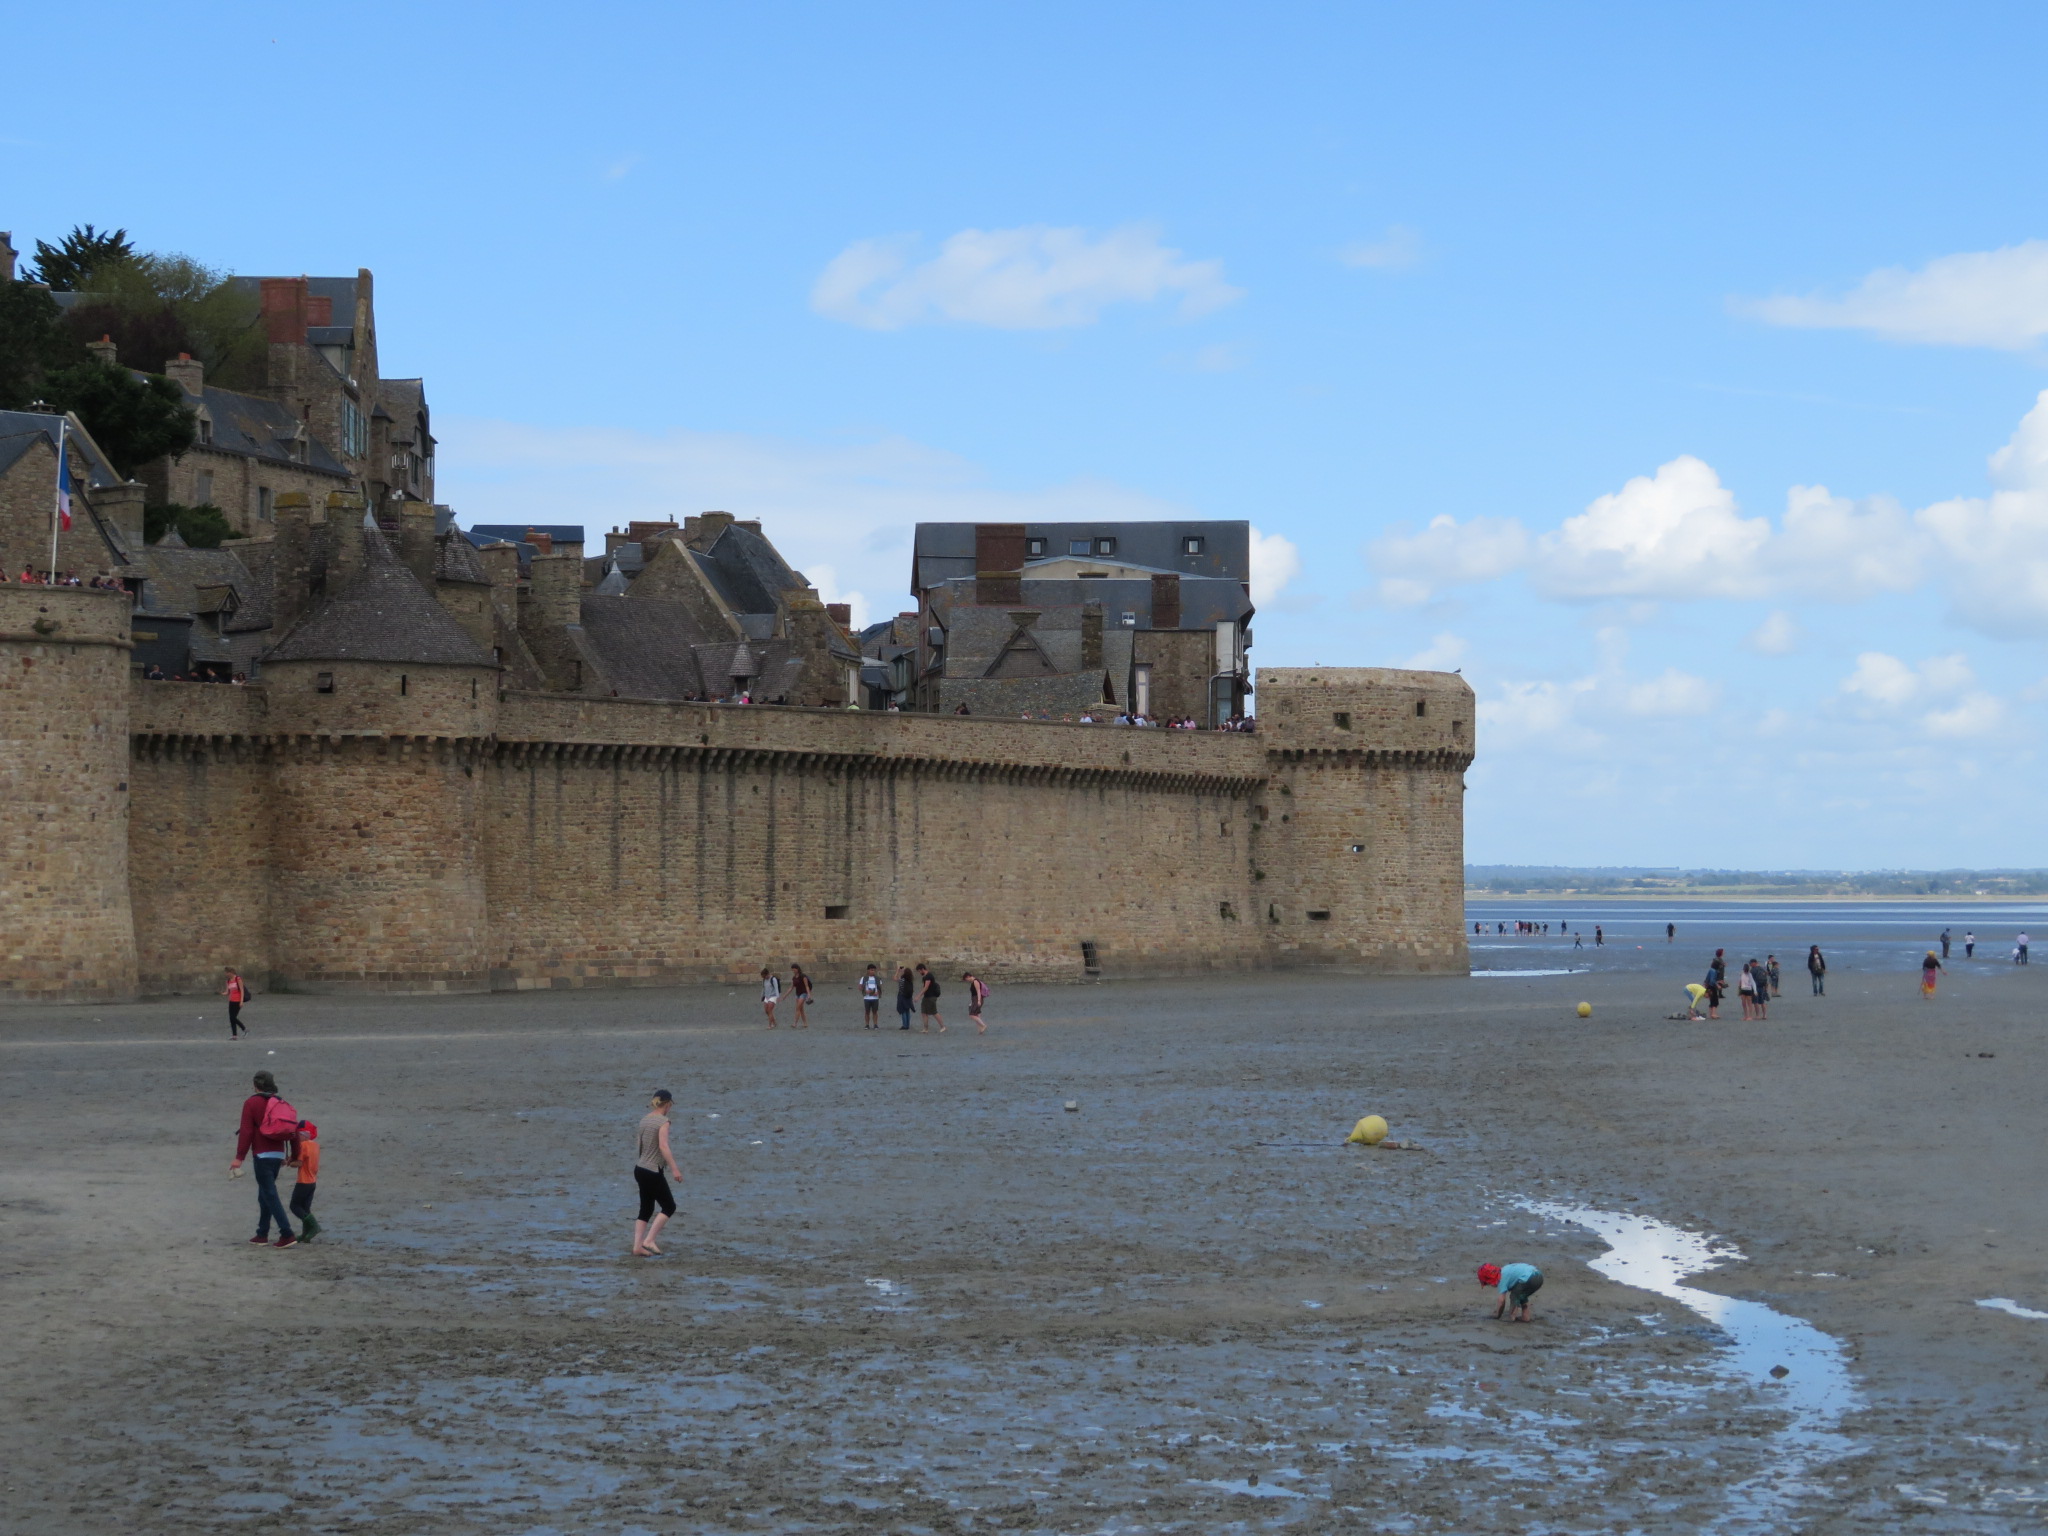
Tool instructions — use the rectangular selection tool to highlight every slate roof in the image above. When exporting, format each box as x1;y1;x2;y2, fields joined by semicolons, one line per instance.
266;526;495;666
578;598;805;701
136;543;271;632
0;410;123;487
164;381;349;476
468;523;586;548
691;522;803;617
433;529;492;585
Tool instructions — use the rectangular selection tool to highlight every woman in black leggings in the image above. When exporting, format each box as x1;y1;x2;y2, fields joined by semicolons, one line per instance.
632;1090;682;1258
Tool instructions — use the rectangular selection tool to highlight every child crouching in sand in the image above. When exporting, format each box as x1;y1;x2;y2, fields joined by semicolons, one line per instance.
1478;1261;1543;1322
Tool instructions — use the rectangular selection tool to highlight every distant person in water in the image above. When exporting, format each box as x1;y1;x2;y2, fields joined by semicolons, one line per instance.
1964;931;1976;959
2019;931;2030;966
1477;1261;1543;1322
1765;955;1781;997
1921;950;1946;998
1807;945;1826;995
1940;928;1952;959
1666;922;1675;943
1595;926;1603;946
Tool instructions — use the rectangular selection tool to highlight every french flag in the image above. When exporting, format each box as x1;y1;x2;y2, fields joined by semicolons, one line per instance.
54;428;71;531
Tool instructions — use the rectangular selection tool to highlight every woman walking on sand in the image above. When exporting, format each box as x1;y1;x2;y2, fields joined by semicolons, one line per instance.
1920;950;1946;999
963;970;989;1035
894;965;915;1030
918;963;945;1033
633;1090;683;1257
790;964;813;1028
760;968;781;1027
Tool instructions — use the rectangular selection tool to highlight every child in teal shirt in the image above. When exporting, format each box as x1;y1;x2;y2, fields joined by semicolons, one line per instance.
1477;1261;1544;1322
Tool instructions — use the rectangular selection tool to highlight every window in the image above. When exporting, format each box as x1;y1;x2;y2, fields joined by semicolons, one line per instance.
1025;537;1045;557
1093;536;1117;556
400;674;409;696
1332;711;1351;730
1182;535;1205;555
195;470;214;505
1119;610;1137;626
1415;699;1427;717
824;904;849;920
1308;909;1332;922
1133;664;1152;718
341;397;368;458
1068;538;1091;556
315;672;335;693
257;486;273;521
1452;719;1464;737
197;417;212;445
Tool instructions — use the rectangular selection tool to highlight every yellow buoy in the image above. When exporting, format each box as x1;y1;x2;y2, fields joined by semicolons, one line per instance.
1347;1115;1389;1146
1576;1001;1593;1017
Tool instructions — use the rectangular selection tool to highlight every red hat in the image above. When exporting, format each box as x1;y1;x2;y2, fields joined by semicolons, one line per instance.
297;1121;317;1139
1477;1263;1501;1286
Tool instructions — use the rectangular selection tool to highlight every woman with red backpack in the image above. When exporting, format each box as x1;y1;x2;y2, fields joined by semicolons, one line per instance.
228;1070;303;1248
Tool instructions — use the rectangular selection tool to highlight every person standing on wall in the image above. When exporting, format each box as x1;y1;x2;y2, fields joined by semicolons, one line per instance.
1807;944;1826;995
632;1090;682;1258
859;964;882;1029
895;966;916;1030
228;1070;297;1248
222;967;248;1039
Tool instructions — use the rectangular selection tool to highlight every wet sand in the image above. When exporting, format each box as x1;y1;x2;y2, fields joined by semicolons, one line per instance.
2;959;2042;1533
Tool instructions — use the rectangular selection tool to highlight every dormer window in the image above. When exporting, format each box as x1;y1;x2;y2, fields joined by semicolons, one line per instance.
1182;535;1204;555
1068;539;1090;556
1025;537;1045;557
1093;536;1117;556
196;415;213;445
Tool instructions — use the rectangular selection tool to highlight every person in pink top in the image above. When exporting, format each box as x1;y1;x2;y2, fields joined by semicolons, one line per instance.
228;1070;298;1248
221;966;248;1038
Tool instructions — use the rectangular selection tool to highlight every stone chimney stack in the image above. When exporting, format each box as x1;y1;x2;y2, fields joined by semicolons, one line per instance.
398;503;438;585
97;482;147;560
164;353;205;395
0;232;16;283
478;541;521;626
326;491;367;584
1081;600;1104;670
685;511;734;550
272;492;315;638
526;551;582;632
86;335;118;367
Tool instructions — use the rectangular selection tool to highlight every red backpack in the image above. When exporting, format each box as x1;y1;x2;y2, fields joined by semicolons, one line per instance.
259;1095;303;1141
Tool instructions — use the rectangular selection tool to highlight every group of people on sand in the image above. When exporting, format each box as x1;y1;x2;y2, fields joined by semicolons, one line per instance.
226;1071;321;1248
761;962;989;1035
1689;948;1809;1019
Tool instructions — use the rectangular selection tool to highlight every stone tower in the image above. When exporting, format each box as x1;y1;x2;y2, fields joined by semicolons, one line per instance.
0;586;139;1000
1255;667;1474;972
261;525;500;991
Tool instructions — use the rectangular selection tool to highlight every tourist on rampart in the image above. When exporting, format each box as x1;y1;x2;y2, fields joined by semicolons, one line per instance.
917;964;945;1033
632;1089;682;1258
894;966;915;1030
790;964;813;1028
964;971;989;1035
1807;945;1826;995
760;968;781;1027
228;1070;297;1248
860;965;881;1028
222;966;248;1037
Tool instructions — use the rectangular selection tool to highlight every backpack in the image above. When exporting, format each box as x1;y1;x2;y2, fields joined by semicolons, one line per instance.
259;1095;303;1141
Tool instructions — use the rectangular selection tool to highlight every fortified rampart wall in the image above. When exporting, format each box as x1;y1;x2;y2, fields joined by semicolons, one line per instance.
2;615;1474;1002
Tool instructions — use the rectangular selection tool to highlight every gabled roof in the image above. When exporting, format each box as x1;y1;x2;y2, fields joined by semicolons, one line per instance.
433;529;492;585
266;525;495;666
135;542;272;632
158;379;349;477
691;521;803;616
0;410;123;488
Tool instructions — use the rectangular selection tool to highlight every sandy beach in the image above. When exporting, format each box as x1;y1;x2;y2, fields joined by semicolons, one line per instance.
2;955;2042;1533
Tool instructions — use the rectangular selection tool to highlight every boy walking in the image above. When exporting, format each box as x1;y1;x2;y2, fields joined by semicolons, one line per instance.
287;1121;322;1240
860;964;882;1029
222;966;248;1038
1478;1261;1544;1322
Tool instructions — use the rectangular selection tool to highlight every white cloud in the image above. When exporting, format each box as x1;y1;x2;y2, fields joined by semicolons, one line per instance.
437;418;1195;630
1916;390;2048;637
811;224;1242;331
1745;610;1801;655
1249;526;1302;607
1340;225;1423;270
1403;632;1467;671
1923;693;2006;738
1622;668;1721;718
1734;239;2048;350
1841;651;1974;709
1365;514;1530;606
1533;456;1769;600
1775;485;1926;596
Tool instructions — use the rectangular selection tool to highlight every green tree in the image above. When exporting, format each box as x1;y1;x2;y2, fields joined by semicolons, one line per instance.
54;250;266;391
40;361;195;477
144;501;236;547
0;282;85;408
26;224;135;290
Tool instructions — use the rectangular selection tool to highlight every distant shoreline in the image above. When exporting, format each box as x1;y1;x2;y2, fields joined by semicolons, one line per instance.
1464;891;2044;904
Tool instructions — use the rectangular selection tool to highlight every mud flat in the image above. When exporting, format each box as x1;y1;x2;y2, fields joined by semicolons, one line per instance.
1;956;2042;1533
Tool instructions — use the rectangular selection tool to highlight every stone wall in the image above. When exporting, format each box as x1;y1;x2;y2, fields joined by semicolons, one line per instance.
0;439;125;578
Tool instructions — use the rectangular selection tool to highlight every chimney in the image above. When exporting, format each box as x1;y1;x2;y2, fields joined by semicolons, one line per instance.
688;511;734;549
326;490;367;583
164;353;205;395
525;530;553;556
975;522;1026;607
306;294;333;327
273;492;315;637
86;334;118;367
826;602;852;629
260;277;311;345
97;481;147;558
527;551;582;631
399;502;438;584
1150;572;1182;629
0;232;15;283
478;541;521;623
1081;600;1104;669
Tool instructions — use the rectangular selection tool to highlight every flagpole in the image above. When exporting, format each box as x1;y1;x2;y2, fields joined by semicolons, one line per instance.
50;417;64;583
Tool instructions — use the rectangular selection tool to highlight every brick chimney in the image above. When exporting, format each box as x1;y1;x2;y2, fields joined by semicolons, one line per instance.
306;294;333;327
826;602;852;629
260;277;311;345
525;531;554;556
164;353;204;395
86;334;118;367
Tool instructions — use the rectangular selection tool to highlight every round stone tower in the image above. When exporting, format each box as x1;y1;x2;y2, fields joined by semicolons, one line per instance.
261;526;499;992
0;585;139;1002
1254;667;1474;973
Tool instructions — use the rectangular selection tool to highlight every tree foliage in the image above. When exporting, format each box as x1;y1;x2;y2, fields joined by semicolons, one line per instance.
26;224;135;290
54;250;267;391
40;361;196;478
144;501;236;547
0;282;84;408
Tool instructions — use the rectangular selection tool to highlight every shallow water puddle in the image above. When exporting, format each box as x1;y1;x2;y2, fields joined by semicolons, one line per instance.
1526;1200;1860;1531
1976;1297;2048;1321
1471;968;1588;977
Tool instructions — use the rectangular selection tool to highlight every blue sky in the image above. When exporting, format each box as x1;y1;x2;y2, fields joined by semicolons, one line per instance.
12;2;2048;867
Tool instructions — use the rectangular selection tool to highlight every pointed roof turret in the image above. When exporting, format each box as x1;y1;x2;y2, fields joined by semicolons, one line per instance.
266;525;495;667
593;560;629;596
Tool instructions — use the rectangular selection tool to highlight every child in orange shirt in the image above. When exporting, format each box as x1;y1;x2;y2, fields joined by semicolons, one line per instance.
287;1122;322;1240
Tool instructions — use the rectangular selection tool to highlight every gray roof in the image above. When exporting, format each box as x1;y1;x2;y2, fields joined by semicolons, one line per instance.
433;529;492;585
266;526;495;667
468;523;586;547
0;410;123;488
593;563;629;596
913;519;1250;595
161;380;349;477
136;542;271;632
691;522;803;616
928;572;1250;632
577;598;805;700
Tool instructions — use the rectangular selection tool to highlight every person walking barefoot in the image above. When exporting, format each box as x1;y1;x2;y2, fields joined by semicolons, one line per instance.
760;968;781;1027
790;964;813;1028
633;1090;682;1257
964;970;989;1035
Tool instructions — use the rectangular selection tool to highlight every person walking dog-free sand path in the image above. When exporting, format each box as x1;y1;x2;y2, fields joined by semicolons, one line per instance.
228;1071;299;1248
222;967;248;1038
287;1121;322;1240
918;964;945;1033
760;969;781;1028
632;1090;682;1258
895;966;915;1031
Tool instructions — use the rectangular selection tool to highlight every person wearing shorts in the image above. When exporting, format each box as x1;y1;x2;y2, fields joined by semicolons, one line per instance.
760;968;781;1027
633;1090;681;1258
964;971;988;1035
917;963;944;1033
860;965;881;1028
1478;1261;1543;1322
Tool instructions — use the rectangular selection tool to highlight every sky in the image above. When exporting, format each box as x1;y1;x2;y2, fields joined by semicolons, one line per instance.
10;2;2048;868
